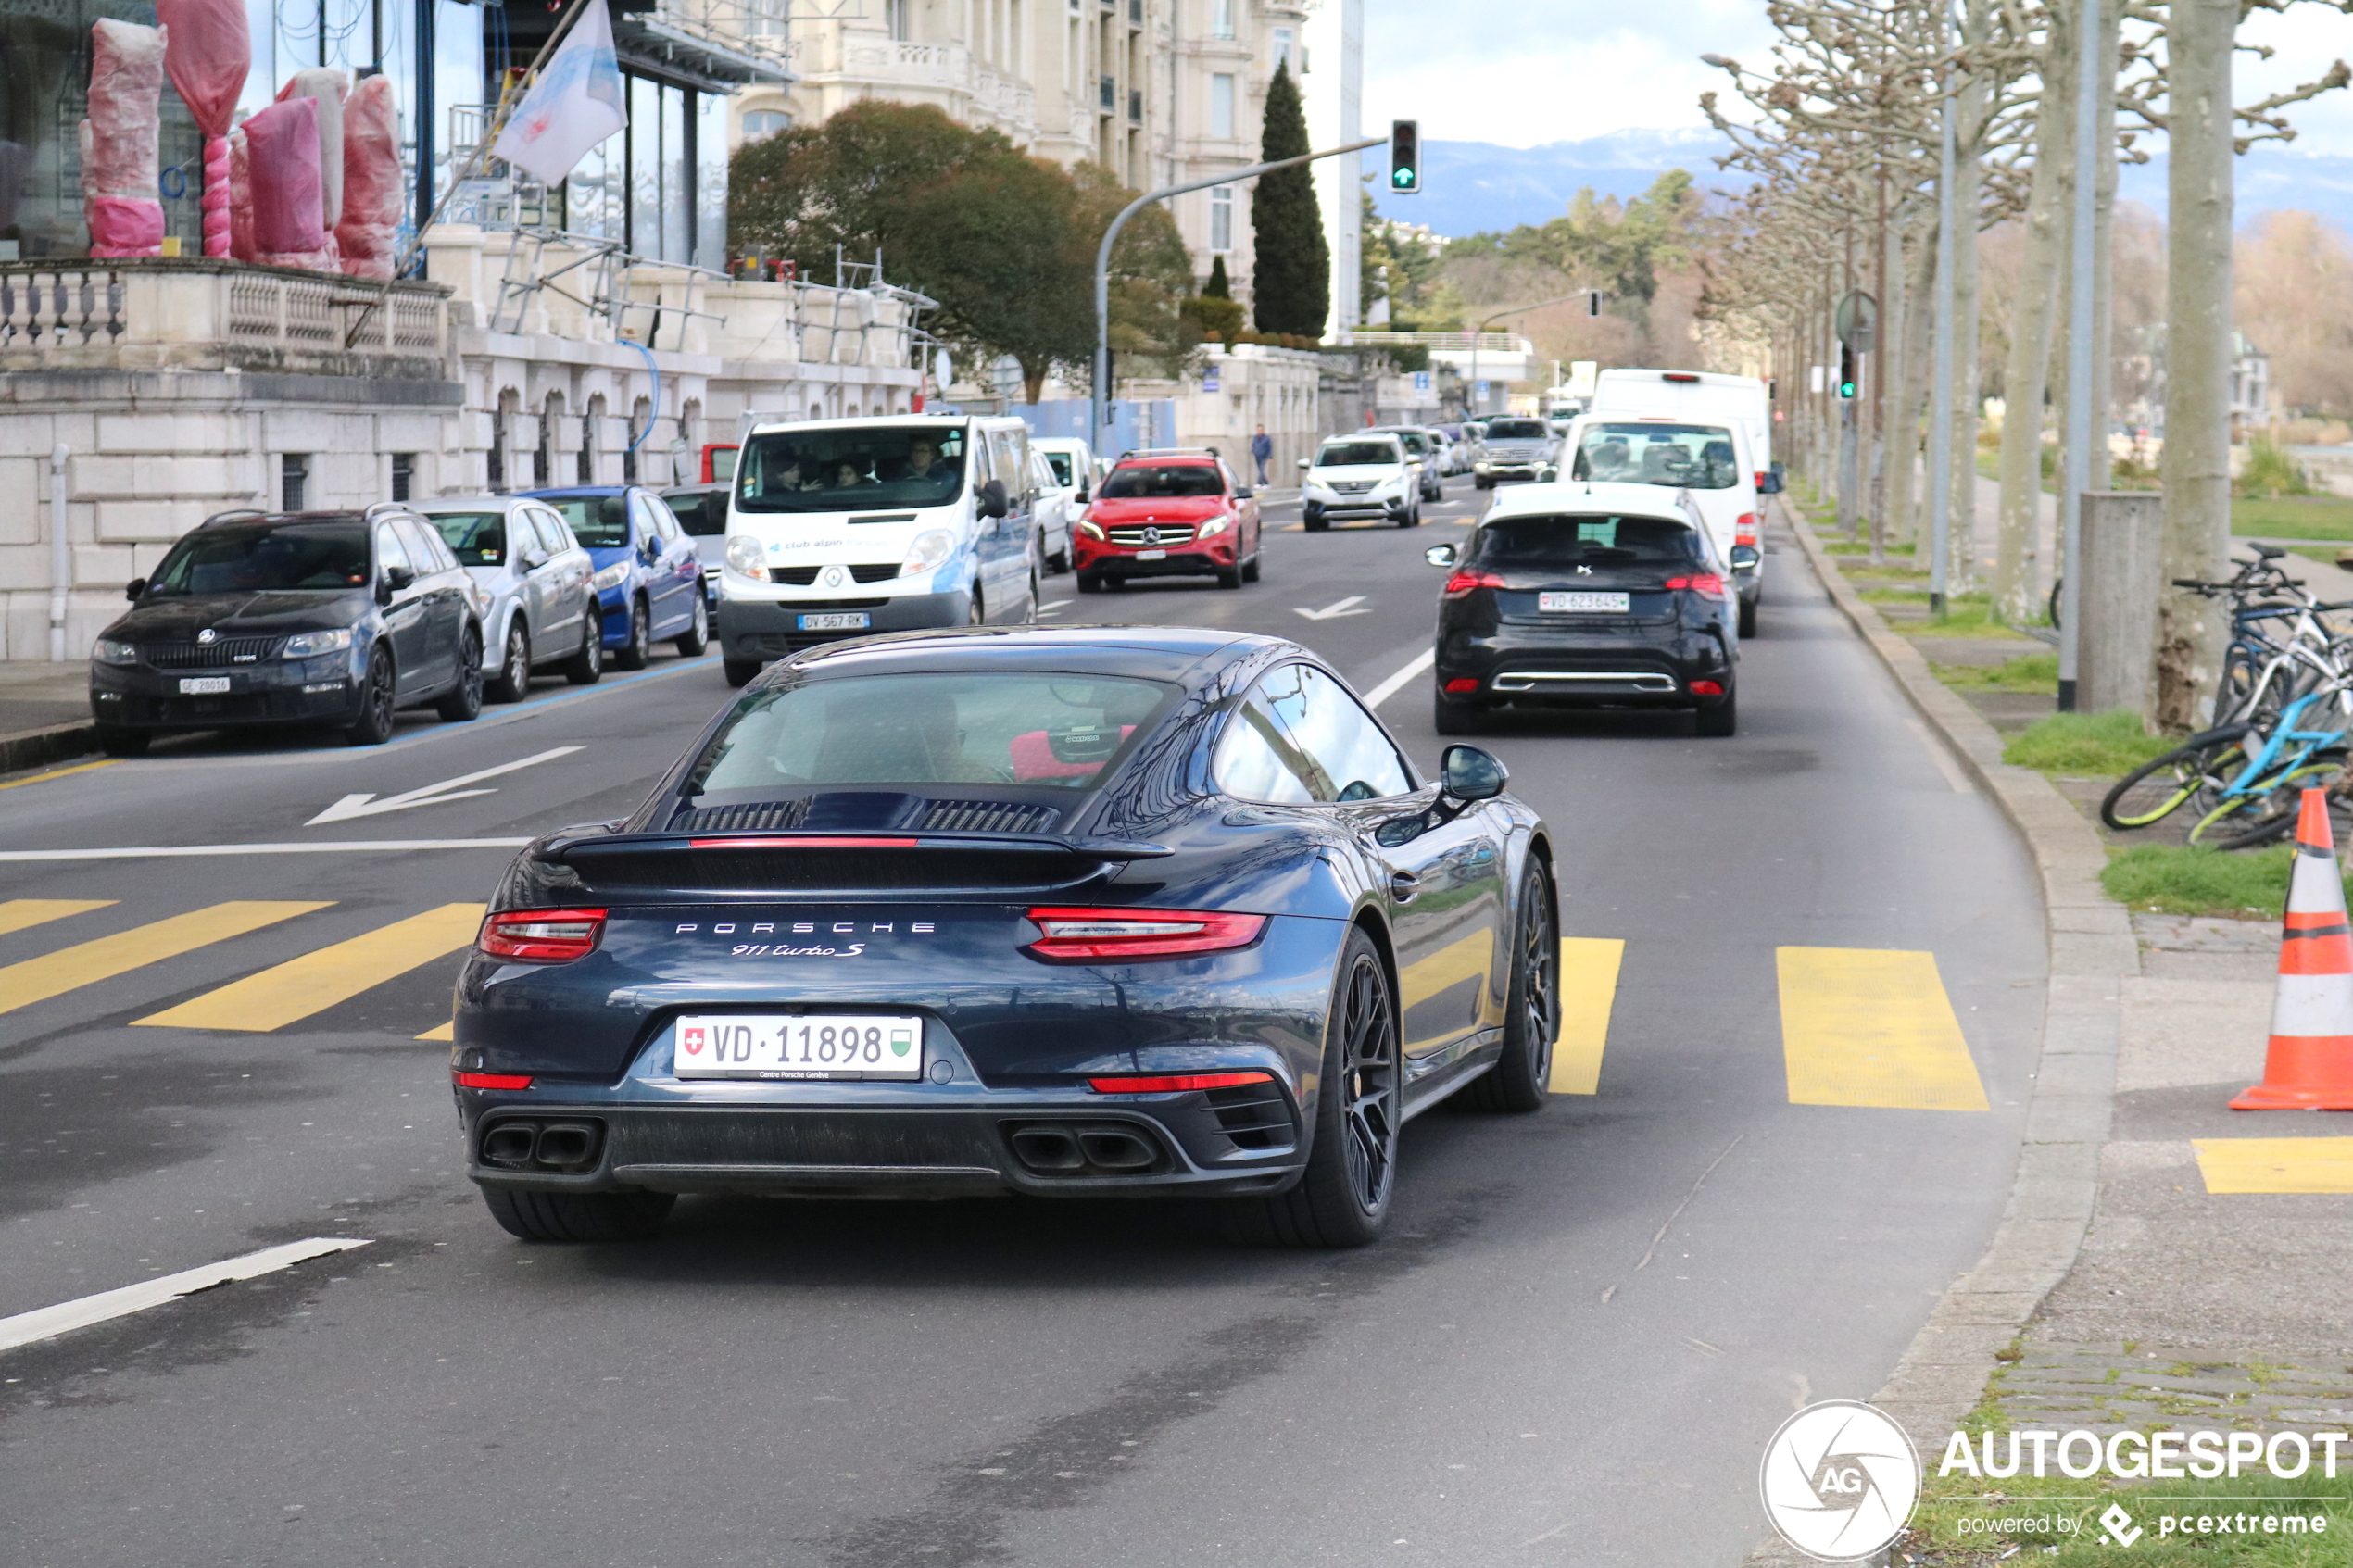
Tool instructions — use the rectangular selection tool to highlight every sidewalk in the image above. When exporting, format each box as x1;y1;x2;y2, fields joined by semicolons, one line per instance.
0;662;97;773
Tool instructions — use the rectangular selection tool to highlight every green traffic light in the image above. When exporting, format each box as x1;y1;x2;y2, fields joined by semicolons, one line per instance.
1838;381;1856;398
1392;169;1414;187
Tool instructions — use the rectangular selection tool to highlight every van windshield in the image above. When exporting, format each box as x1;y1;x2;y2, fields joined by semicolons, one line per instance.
737;427;969;513
1485;420;1549;440
1572;422;1741;490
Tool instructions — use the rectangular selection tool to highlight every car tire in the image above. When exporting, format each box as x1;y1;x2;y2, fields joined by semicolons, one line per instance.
1242;552;1262;583
488;622;531;704
968;588;987;625
1433;687;1484;735
1050;544;1071;574
1459;865;1558;1113
1216;928;1399;1249
434;629;484;721
1105;576;1130;593
673;595;709;657
1303;513;1329;533
1076;571;1104;594
95;725;149;757
1216;562;1243;589
1475;478;1492;491
723;657;761;688
1026;564;1043;621
1694;690;1738;737
345;649;397;746
612;597;651;670
1737;597;1757;638
481;1187;674;1244
562;617;603;684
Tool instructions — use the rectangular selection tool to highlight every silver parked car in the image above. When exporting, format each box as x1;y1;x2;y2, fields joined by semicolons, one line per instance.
414;495;602;701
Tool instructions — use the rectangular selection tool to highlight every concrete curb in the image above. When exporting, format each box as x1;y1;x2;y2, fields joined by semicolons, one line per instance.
0;720;97;776
1736;508;2137;1568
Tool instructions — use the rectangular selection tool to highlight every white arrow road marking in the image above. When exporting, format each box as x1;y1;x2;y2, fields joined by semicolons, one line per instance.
305;746;584;826
0;1237;371;1353
1294;596;1370;621
1033;599;1073;618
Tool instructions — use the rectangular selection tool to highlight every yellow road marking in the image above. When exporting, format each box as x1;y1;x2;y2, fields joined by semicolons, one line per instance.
0;759;116;793
136;903;485;1032
1551;937;1624;1094
0;899;117;938
1776;947;1989;1111
416;1020;455;1041
2193;1137;2353;1194
0;901;332;1016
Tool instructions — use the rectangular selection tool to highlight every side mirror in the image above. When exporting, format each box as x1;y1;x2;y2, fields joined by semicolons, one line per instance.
1439;745;1509;802
1076;484;1090;503
379;564;414;604
518;549;547;571
124;577;146;600
1296;458;1312;470
1424;543;1458;568
1757;469;1784;495
1730;545;1761;569
1233;486;1253;500
978;479;1009;520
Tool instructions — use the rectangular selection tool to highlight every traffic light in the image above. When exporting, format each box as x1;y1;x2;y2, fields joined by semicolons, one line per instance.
1837;343;1857;400
1390;120;1419;195
1587;289;1601;316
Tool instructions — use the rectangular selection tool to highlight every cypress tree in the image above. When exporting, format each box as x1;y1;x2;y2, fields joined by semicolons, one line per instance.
1204;255;1230;297
1249;63;1327;338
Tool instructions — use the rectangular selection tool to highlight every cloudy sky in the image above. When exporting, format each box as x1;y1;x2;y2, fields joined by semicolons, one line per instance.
1361;0;2353;158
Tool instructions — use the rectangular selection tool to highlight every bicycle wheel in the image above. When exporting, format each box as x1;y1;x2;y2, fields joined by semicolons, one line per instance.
2188;750;2349;849
2100;730;2257;831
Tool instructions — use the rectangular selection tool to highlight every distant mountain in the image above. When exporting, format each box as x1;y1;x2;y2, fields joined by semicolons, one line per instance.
1388;131;2353;241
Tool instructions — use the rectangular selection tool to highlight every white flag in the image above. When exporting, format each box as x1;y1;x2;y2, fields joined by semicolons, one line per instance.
491;0;627;186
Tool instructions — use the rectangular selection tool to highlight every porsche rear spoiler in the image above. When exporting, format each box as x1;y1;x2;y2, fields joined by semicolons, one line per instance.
535;829;1173;863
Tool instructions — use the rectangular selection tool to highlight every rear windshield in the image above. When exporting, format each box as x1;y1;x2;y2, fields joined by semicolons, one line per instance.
736;427;968;513
1471;514;1704;570
661;491;728;536
1099;463;1222;499
546;495;630;547
690;672;1175;794
1041;452;1076;486
1485;420;1550;440
1316;441;1400;467
145;521;370;595
422;511;508;567
1373;431;1428;453
1573;422;1741;489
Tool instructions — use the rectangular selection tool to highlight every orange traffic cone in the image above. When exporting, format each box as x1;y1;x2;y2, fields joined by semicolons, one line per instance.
2233;787;2353;1110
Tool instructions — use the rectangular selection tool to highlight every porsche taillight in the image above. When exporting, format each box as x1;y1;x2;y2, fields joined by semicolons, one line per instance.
1088;1071;1275;1093
1023;907;1267;962
478;908;607;963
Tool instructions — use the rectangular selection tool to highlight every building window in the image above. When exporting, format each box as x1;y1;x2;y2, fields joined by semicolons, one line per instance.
390;453;414;502
744;0;786;38
1210;73;1235;139
1210;184;1232;253
1212;0;1234;38
886;0;909;39
1272;27;1295;71
742;109;792;139
281;454;308;512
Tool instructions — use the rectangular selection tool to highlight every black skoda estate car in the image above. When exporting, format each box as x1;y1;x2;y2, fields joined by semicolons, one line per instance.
1427;482;1743;737
90;506;485;752
450;626;1560;1248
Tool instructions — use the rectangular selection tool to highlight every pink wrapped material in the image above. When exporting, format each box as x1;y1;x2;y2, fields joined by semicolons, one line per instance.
82;19;167;257
228;127;254;261
245;96;334;270
336;74;400;278
275;69;346;231
156;0;249;257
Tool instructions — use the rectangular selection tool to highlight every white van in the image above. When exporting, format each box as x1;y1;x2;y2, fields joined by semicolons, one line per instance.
1589;369;1774;480
715;414;1041;686
1566;410;1767;635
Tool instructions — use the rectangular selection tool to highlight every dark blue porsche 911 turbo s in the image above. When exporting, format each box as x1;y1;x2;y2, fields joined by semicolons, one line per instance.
449;626;1560;1248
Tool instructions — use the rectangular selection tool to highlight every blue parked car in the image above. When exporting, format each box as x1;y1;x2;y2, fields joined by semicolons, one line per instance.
526;486;707;669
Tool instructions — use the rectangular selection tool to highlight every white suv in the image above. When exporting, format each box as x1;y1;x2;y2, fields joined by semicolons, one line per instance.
1299;434;1421;531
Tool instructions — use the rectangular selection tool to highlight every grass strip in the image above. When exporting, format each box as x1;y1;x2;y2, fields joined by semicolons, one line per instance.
2232;495;2353;542
2102;842;2306;920
1933;653;2060;693
2003;709;2174;776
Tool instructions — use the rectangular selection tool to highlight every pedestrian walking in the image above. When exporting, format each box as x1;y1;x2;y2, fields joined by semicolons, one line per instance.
1250;425;1273;486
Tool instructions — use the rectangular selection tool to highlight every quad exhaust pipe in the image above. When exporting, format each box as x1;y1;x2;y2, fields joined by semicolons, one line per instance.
478;1117;605;1173
1006;1123;1164;1177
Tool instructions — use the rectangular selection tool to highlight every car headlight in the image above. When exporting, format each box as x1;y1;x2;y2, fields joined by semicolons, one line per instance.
591;560;632;592
93;637;137;666
1475;461;1491;472
724;534;770;582
900;528;954;579
1077;517;1104;541
1198;512;1233;537
281;628;354;659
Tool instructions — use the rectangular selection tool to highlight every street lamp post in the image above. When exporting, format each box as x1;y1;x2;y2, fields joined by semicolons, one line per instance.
2057;0;2102;710
1927;9;1959;618
1092;137;1383;447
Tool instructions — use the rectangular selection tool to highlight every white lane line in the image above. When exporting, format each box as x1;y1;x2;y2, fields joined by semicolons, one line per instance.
306;746;585;825
0;838;532;861
0;1237;371;1354
1362;646;1436;709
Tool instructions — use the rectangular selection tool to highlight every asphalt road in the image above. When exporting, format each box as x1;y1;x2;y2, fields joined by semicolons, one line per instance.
0;473;2045;1567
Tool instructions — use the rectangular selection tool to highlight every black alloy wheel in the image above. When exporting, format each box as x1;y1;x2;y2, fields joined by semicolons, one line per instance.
1219;928;1399;1248
673;595;709;657
345;648;397;746
482;1187;674;1243
1242;550;1261;583
611;598;652;671
1461;866;1558;1112
434;629;484;721
95;725;150;757
489;622;531;703
562;615;602;684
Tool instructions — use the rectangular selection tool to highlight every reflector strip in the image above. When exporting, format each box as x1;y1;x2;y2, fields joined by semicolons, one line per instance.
687;836;921;849
1088;1072;1274;1093
454;1072;534;1090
